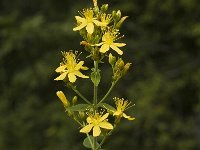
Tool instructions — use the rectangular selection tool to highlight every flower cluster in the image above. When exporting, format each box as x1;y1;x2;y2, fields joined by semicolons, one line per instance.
54;0;135;149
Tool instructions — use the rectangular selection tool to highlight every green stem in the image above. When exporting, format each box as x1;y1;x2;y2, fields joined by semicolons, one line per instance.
97;79;118;106
93;61;98;150
86;133;94;150
71;86;91;104
96;130;113;150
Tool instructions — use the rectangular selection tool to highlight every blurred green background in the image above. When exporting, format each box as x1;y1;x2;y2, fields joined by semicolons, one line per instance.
0;0;200;149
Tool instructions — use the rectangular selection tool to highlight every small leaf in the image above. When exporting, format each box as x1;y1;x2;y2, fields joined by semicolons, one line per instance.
65;104;91;112
99;103;116;112
83;135;100;149
90;69;101;86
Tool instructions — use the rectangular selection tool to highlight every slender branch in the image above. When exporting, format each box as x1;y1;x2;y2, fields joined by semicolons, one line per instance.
97;79;118;106
93;61;98;150
96;130;113;150
71;86;91;104
86;133;94;150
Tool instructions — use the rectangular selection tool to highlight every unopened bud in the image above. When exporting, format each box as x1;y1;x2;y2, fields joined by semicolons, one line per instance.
123;63;132;74
112;11;116;18
101;4;108;12
56;91;70;107
79;111;85;118
72;96;77;105
116;59;124;70
116;10;121;20
116;16;128;29
94;6;99;14
109;53;116;66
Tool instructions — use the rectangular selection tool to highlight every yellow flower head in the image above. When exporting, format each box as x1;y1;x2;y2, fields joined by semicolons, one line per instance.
80;112;113;137
54;51;89;83
96;30;126;55
73;9;107;34
56;91;70;107
113;97;135;120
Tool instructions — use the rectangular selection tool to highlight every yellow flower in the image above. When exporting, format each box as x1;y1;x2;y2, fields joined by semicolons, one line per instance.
73;9;107;34
113;97;135;120
96;30;126;55
56;91;70;107
80;112;113;137
54;51;89;83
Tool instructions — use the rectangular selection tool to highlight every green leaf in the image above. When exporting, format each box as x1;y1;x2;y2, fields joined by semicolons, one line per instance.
90;69;101;86
83;135;100;149
65;104;91;112
99;103;116;112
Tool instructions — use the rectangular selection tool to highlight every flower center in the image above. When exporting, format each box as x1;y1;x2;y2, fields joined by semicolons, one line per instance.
84;9;94;23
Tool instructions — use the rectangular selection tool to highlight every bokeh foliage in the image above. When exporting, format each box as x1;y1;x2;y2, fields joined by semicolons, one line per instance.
0;0;199;150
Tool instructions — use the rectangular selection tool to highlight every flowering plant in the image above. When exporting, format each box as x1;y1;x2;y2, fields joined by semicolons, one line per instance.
54;0;135;149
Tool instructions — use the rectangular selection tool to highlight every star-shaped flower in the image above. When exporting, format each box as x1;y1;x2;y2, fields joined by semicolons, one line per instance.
113;97;135;120
80;112;113;137
96;30;126;55
73;9;107;34
54;51;89;83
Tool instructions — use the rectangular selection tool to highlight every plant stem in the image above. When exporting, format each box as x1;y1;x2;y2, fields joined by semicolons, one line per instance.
71;86;91;104
93;61;98;150
97;79;118;106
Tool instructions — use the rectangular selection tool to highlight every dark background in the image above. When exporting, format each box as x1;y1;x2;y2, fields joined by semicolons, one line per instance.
0;0;200;149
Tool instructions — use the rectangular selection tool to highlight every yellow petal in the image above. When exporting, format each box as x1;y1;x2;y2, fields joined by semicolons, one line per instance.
75;16;85;23
68;73;77;82
80;124;93;133
93;20;107;27
86;116;92;124
73;22;87;31
81;66;89;70
114;43;126;47
56;91;69;107
93;126;101;137
54;72;68;81
99;122;113;130
123;113;135;120
110;44;123;55
99;44;110;53
74;61;84;70
55;65;66;73
100;113;109;122
95;42;103;46
86;23;94;34
74;71;89;78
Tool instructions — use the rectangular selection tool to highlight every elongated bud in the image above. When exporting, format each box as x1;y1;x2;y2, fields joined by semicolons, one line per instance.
123;63;132;75
93;0;98;7
72;96;78;105
101;4;108;12
112;11;116;18
56;91;70;107
116;10;121;20
109;53;116;66
116;16;128;29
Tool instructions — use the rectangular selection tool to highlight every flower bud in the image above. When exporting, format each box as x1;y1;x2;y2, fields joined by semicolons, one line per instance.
56;91;70;107
79;111;85;118
116;10;121;20
123;63;132;75
116;16;128;29
116;59;124;70
72;96;77;105
109;53;116;66
112;11;116;18
94;6;99;14
101;4;108;12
